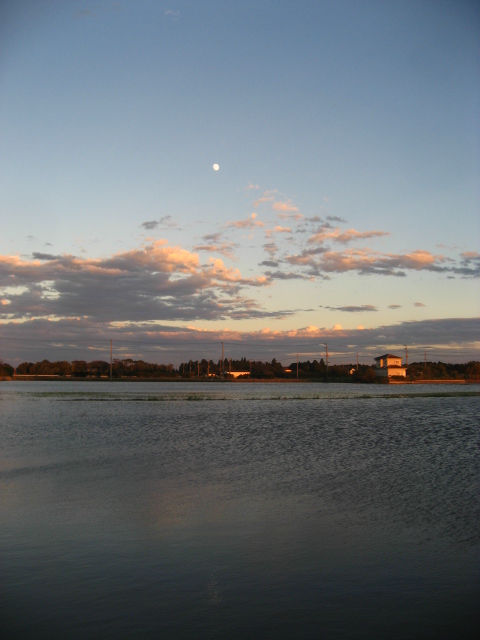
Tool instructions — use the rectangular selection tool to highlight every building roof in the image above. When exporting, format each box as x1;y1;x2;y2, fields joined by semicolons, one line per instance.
374;353;403;360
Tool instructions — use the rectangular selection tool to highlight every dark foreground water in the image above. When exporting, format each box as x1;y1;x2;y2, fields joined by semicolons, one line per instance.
1;382;479;639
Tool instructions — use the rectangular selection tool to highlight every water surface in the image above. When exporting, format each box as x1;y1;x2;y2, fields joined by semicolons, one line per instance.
1;382;478;638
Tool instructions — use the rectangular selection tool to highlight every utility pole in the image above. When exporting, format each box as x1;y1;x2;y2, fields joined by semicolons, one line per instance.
357;352;359;371
221;342;224;376
404;345;408;366
110;339;113;381
424;350;426;368
297;353;299;380
324;343;328;380
197;361;200;378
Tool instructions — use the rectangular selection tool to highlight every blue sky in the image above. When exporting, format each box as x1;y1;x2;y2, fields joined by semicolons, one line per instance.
0;0;479;365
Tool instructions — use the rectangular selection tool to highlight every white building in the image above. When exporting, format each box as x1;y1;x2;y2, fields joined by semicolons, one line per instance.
374;354;407;378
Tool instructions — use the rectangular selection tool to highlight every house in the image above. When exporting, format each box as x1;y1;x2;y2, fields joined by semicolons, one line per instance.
374;354;407;378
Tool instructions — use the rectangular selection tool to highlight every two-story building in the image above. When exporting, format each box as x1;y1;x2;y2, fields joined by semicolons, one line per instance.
374;354;407;378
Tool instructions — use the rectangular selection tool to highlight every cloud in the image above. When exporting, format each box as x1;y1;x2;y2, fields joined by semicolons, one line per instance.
304;215;327;224
276;212;303;221
141;216;176;230
414;302;426;307
326;215;347;223
265;225;292;238
0;316;477;365
259;260;279;268
244;182;260;190
199;232;223;243
263;242;278;258
226;213;264;229
308;228;389;245
455;252;480;277
323;305;378;313
284;247;469;278
0;241;274;324
192;241;238;260
262;270;307;280
32;253;63;261
389;304;402;309
253;191;276;207
165;9;180;20
141;220;159;230
272;202;298;213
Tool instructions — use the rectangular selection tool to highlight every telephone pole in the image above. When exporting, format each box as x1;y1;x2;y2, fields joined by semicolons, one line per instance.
297;353;299;380
323;343;328;380
404;344;408;366
221;342;224;376
110;339;113;381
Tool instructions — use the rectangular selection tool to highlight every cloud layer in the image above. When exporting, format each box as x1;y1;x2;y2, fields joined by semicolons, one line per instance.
1;185;478;365
0;316;477;366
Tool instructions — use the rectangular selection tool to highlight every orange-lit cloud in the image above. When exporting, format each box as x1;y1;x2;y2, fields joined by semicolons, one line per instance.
308;228;389;245
226;213;264;229
272;201;299;212
265;225;292;238
0;241;276;324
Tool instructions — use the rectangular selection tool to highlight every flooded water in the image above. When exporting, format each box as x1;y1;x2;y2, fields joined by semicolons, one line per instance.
1;382;479;638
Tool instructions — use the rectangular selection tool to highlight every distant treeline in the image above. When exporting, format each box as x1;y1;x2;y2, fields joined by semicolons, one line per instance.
1;357;479;381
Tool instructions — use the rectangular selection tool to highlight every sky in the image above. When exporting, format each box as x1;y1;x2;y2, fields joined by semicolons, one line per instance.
0;0;479;366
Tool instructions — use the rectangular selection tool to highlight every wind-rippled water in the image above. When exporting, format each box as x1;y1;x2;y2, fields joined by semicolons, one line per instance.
1;382;479;639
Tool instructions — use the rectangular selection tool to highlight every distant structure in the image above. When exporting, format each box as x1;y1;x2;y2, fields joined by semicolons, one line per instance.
374;354;407;378
226;371;250;378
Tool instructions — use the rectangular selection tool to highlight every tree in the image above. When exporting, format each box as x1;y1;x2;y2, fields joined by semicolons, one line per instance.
0;360;14;376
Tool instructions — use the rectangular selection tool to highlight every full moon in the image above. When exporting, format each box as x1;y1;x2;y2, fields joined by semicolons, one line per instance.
213;163;219;171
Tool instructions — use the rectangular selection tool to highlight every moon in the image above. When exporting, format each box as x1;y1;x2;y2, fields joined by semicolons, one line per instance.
213;163;219;171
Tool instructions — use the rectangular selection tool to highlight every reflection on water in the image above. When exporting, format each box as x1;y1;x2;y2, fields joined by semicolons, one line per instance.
0;382;479;638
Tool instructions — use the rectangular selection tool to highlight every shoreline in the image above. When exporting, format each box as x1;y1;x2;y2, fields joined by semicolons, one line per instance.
1;376;477;385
